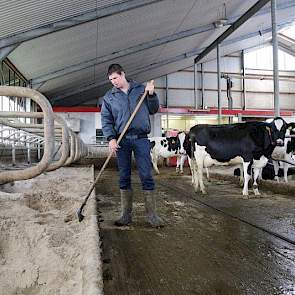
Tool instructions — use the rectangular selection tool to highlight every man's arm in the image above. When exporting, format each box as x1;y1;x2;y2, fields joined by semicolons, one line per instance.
101;98;116;141
101;98;120;154
145;80;159;115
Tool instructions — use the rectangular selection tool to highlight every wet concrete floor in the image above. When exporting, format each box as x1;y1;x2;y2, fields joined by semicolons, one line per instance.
96;167;295;295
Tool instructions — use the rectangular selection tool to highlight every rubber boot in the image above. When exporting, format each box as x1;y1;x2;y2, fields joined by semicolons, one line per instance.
114;189;133;226
144;190;164;227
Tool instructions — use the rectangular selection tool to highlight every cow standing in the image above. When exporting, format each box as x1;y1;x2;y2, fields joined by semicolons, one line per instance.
235;122;295;183
149;132;187;174
184;118;287;197
271;122;295;182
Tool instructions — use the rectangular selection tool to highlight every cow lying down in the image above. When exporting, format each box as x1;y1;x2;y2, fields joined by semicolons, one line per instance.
184;117;287;197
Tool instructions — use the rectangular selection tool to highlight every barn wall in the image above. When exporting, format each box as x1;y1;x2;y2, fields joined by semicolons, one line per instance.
154;51;295;111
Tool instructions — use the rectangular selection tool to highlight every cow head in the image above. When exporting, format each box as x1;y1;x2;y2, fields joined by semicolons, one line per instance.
267;117;287;146
177;131;187;155
166;137;180;152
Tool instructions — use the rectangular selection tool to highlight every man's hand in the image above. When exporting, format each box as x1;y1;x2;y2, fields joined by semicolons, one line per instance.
109;139;119;155
145;80;155;95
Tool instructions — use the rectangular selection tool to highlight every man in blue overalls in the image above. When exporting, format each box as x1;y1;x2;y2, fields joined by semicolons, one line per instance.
101;64;163;227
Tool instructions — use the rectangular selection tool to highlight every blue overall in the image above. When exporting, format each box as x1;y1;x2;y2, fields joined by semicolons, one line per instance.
101;80;159;191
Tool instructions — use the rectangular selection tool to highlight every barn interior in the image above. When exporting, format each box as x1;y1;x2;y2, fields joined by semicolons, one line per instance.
1;1;295;294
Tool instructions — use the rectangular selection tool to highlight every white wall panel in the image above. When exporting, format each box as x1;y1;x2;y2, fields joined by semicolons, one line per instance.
167;89;195;107
204;91;243;109
167;72;194;89
58;112;96;144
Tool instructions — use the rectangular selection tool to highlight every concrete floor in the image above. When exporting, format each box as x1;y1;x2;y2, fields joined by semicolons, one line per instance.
97;167;295;295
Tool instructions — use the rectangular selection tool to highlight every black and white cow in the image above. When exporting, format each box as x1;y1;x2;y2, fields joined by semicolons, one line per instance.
271;122;295;182
149;132;187;174
235;122;295;183
184;117;288;197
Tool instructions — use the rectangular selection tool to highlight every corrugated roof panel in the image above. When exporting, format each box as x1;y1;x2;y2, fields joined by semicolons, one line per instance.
39;67;95;94
151;30;225;65
97;0;196;57
43;45;164;97
8;0;197;81
9;21;98;78
0;0;126;38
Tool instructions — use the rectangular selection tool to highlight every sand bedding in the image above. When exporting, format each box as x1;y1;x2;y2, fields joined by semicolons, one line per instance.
0;166;102;295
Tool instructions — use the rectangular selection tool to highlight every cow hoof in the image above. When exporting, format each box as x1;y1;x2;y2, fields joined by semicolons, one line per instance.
253;190;260;196
180;171;184;175
242;193;249;199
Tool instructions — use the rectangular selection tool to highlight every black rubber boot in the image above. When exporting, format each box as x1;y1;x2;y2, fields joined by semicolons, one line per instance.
144;190;164;227
114;189;133;226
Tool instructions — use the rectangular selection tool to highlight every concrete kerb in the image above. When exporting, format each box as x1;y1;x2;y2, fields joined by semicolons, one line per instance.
210;172;295;197
81;164;103;295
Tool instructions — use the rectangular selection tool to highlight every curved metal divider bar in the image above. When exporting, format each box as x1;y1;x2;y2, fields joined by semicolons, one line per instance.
46;114;70;172
64;130;76;166
0;86;54;184
73;133;80;163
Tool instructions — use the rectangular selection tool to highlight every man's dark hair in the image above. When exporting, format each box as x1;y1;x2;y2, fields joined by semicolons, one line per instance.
107;64;124;77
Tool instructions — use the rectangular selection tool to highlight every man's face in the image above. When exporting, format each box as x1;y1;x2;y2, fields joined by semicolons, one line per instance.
108;72;125;88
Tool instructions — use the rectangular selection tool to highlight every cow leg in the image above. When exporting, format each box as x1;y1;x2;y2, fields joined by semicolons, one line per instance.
179;155;186;174
191;159;199;192
273;161;280;182
151;153;160;174
252;156;268;196
242;162;251;197
239;164;244;187
195;151;206;194
176;156;180;174
205;167;210;182
253;167;261;196
258;168;263;181
188;157;195;185
283;161;289;183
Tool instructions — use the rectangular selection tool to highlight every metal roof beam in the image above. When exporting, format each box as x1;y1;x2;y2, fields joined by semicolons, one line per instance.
194;0;271;64
278;42;295;57
31;0;295;86
0;44;19;61
0;0;162;50
52;20;293;105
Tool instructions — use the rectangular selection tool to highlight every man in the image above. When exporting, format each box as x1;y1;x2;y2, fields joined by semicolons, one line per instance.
101;64;163;227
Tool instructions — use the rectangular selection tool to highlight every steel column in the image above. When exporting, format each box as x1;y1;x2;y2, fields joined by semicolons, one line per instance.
241;50;246;110
271;0;280;116
201;63;205;109
217;44;222;124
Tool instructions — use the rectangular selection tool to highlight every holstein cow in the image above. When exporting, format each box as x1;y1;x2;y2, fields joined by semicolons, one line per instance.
270;122;295;182
149;132;187;174
184;118;287;197
235;122;295;183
